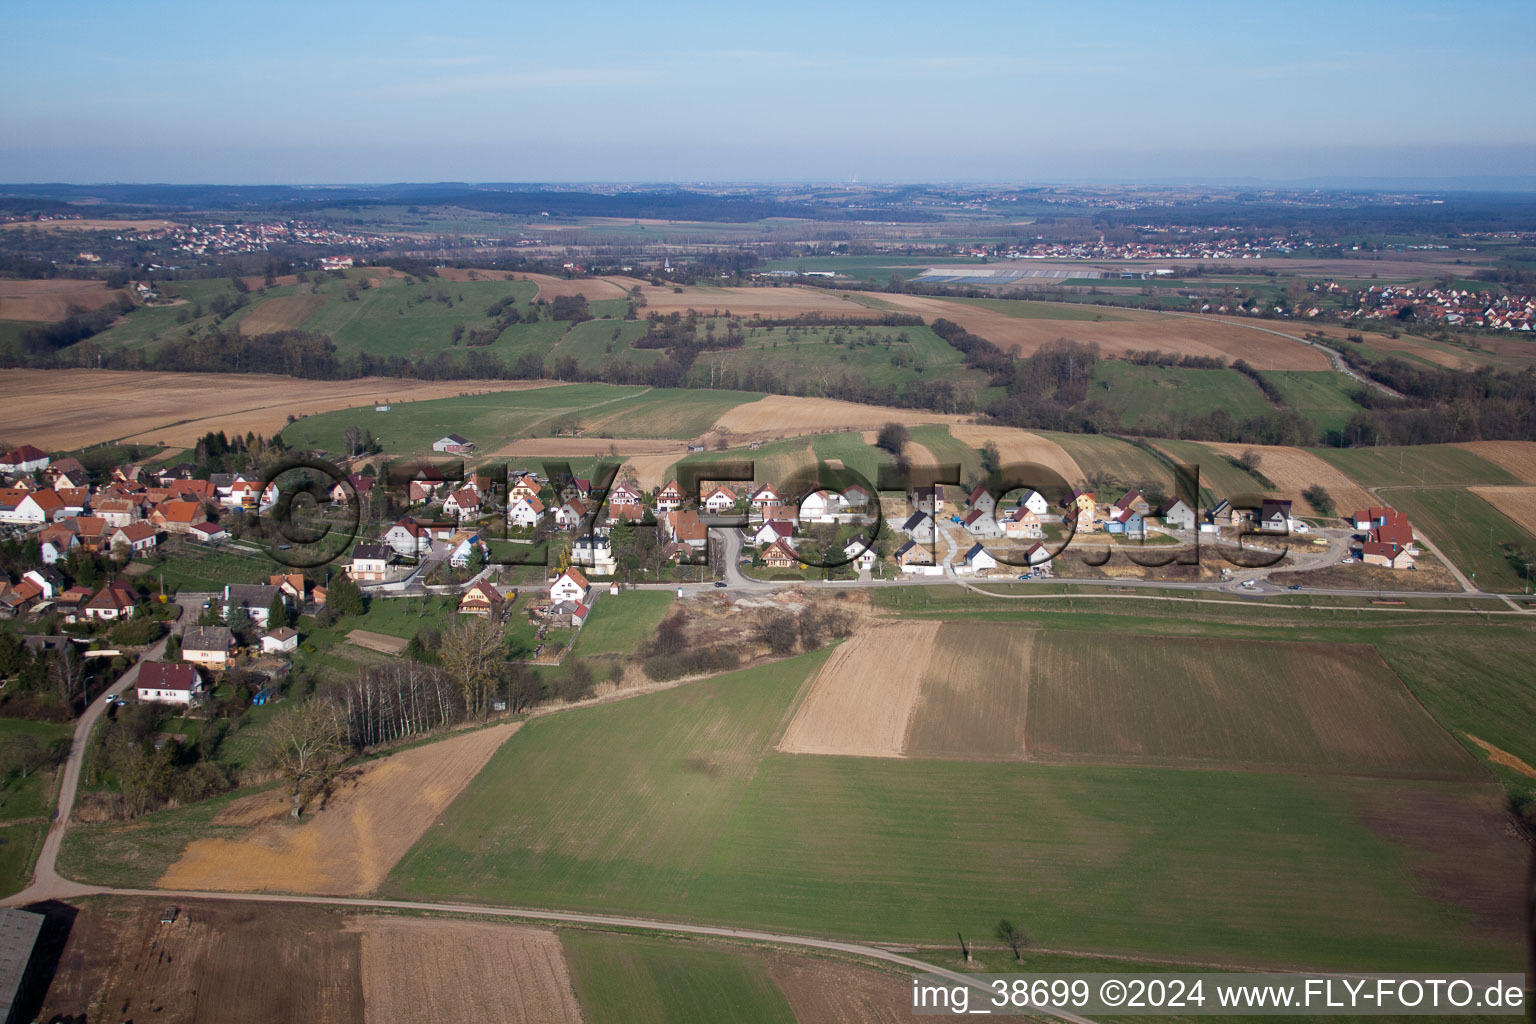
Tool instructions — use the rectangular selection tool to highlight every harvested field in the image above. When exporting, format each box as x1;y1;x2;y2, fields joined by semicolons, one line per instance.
1468;486;1536;534
36;897;364;1024
1202;442;1373;515
0;278;128;321
346;629;410;655
238;272;301;289
905;621;1036;759
766;956;910;1024
492;437;691;488
949;425;1085;484
0;217;176;233
713;394;963;442
157;720;519;894
0;368;559;450
613;277;883;318
836;623;1480;778
778;620;940;757
353;916;582;1024
878;294;1331;370
1457;441;1536;484
522;271;629;300
238;292;327;334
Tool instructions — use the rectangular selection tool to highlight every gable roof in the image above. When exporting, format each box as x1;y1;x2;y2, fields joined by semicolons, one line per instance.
139;662;199;691
182;625;234;652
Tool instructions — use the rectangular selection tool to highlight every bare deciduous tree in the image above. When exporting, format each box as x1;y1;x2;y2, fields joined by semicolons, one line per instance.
439;615;506;719
263;698;347;818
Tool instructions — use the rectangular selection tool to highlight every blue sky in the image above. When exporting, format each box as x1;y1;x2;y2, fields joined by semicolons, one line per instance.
3;0;1533;184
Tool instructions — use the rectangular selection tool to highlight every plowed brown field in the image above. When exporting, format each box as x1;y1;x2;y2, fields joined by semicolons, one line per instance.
767;956;910;1024
0;278;128;321
1456;441;1536;484
1202;442;1374;516
157;721;519;895
1468;486;1536;534
778;620;940;757
0;369;560;449
522;272;629;300
354;916;582;1024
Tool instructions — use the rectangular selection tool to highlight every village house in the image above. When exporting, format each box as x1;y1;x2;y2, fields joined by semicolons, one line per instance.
448;531;486;568
136;662;203;706
750;484;783;514
1114;489;1152;517
895;540;938;572
431;433;475;454
507;495;546;529
962;506;1001;539
346;544;391;583
0;445;50;474
1104;506;1146;538
702;485;738;514
53;586;93;621
1024;542;1055;573
0;488;63;526
572;534;616;575
753;519;795;547
269;573;307;603
666;509;709;551
966;485;997;518
224;583;286;627
23;568;63;601
55;488;89;518
761;538;800;570
901;511;936;544
188;521;229;544
1258;499;1293;533
841;539;878;572
799;490;840;523
961;543;998;575
608;482;643;507
508;474;541;504
331;473;375;505
1159;498;1196;532
458;579;508;618
66;516;110;552
548;567;590;605
149;500;208;534
1356;507;1417;569
83;579;138;621
92;496;142;528
909;485;943;515
1001;504;1044;540
39;529;79;565
260;627;300;655
655;480;685;512
442;487;482;521
605;502;647;527
182;625;235;668
552;498;589;531
383;517;432;557
109;522;159;556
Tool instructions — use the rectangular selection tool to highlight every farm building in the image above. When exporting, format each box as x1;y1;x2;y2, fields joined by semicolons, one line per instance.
431;434;475;454
0;907;44;1024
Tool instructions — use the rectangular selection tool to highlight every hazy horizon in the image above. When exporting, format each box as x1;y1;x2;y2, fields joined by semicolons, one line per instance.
5;0;1533;185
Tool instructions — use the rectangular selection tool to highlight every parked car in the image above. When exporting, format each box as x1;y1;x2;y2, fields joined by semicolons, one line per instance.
1288;585;1303;591
713;580;728;588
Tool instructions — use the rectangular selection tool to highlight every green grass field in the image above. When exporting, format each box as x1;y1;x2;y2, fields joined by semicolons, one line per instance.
0;822;44;897
547;318;659;372
1091;362;1273;431
1382;488;1536;592
148;543;283;593
0;718;72;824
1044;432;1176;492
563;931;794;1024
575;591;675;659
1258;370;1367;438
383;646;1522;970
1150;439;1271;504
576;388;762;440
702;321;983;394
1312;445;1517;488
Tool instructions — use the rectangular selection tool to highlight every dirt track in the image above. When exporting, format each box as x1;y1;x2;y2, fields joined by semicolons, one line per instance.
158;721;520;895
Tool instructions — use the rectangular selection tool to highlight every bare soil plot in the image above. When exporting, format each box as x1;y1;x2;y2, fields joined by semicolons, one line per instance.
0;278;129;321
352;915;582;1024
714;394;963;442
778;620;940;757
1468;485;1536;534
1457;441;1536;484
949;424;1086;484
1270;555;1462;593
522;271;629;300
904;621;1036;759
346;629;410;655
767;955;910;1024
612;276;885;318
1201;441;1374;516
157;720;520;895
238;293;327;334
36;897;363;1024
1466;735;1536;780
1023;632;1481;779
878;294;1331;370
0;369;559;450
